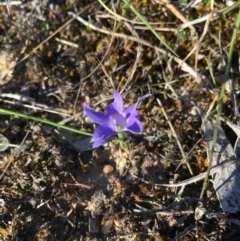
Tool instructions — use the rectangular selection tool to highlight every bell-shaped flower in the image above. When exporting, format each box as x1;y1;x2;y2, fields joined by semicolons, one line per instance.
84;90;150;148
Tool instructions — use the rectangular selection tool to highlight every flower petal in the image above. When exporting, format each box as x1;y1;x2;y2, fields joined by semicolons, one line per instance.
123;103;138;119
84;103;110;126
93;125;117;148
123;93;151;119
125;117;143;134
137;93;152;103
106;90;123;114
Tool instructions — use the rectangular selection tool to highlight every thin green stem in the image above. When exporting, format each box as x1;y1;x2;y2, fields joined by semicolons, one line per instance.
0;108;93;136
117;133;128;150
221;1;240;16
206;59;217;87
121;0;177;56
200;9;240;199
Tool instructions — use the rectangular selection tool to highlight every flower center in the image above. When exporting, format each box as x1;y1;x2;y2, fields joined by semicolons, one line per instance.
109;113;127;132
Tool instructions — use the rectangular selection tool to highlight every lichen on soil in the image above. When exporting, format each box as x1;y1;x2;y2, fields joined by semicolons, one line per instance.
0;0;239;240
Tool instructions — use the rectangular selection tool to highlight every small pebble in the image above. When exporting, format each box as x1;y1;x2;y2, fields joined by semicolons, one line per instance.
89;217;100;233
101;219;113;234
226;0;235;6
103;164;114;174
190;107;198;116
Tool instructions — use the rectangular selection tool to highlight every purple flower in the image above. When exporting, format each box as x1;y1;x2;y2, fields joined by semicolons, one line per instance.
84;90;150;148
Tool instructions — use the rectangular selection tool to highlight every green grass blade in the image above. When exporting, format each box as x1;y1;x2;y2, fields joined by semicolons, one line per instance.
206;58;217;87
0;108;93;137
225;10;240;75
121;0;177;56
222;1;240;16
200;9;240;199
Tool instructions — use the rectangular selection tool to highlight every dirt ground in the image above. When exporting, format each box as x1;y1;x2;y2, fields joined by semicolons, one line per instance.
0;0;240;240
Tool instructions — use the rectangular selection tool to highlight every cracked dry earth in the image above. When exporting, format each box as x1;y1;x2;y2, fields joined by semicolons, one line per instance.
0;0;240;241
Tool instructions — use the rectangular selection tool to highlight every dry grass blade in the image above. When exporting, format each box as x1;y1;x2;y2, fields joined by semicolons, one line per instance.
55;38;78;48
155;0;196;32
180;12;212;76
121;0;177;55
157;98;193;175
119;22;142;93
0;93;70;116
5;3;95;75
178;3;234;31
68;12;199;79
131;158;238;188
2;0;21;15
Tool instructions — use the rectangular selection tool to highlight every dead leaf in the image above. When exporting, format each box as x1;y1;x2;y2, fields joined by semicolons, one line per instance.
198;107;240;213
224;120;240;160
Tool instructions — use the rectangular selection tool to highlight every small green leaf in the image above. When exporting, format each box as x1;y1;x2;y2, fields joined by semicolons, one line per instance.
0;134;9;152
178;0;188;4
